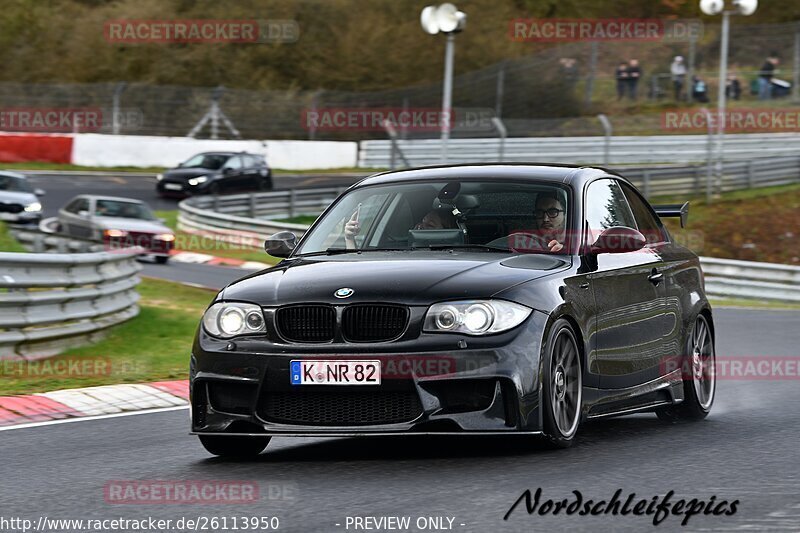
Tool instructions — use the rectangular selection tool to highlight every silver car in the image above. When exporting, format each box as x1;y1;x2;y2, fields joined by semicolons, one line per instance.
0;171;44;225
57;195;175;263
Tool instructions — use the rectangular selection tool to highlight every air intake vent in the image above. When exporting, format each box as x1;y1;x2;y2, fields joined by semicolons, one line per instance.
275;305;336;343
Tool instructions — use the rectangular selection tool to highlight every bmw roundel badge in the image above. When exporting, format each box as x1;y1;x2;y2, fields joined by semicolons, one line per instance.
334;287;354;298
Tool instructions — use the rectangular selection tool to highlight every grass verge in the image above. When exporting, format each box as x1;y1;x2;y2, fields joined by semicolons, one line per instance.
156;210;279;264
660;183;800;265
0;278;215;396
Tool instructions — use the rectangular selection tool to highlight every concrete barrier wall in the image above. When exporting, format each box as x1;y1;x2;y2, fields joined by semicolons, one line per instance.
0;131;358;170
71;134;357;170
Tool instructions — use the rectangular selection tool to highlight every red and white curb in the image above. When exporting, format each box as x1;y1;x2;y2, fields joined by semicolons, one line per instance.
169;250;270;270
0;380;189;428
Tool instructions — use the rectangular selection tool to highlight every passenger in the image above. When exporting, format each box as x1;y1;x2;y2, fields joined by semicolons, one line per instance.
344;206;457;249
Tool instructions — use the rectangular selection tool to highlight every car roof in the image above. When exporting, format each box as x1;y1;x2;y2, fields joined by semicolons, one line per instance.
0;170;29;179
72;195;146;204
355;163;626;188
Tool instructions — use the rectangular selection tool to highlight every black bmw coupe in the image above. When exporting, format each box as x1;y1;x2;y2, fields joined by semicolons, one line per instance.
190;164;715;456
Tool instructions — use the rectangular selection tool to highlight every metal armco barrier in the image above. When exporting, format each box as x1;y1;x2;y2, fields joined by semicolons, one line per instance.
0;250;142;360
700;257;800;303
178;188;346;245
359;133;800;168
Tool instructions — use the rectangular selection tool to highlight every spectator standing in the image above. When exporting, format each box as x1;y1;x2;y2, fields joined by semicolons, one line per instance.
627;59;642;100
615;61;629;100
758;53;779;100
670;56;687;101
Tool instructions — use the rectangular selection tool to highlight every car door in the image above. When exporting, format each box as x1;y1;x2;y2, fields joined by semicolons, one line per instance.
219;155;246;191
60;197;93;238
241;155;261;190
584;178;669;390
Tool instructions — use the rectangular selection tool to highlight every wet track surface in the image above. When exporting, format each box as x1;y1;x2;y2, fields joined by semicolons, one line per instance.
2;308;799;532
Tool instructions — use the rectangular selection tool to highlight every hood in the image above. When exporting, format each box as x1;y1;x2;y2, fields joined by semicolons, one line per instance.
163;168;218;181
221;251;571;306
0;190;37;205
94;217;172;234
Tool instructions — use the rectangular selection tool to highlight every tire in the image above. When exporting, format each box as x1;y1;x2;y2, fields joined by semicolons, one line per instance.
541;318;583;448
198;435;271;458
154;256;169;264
258;178;273;191
656;313;715;422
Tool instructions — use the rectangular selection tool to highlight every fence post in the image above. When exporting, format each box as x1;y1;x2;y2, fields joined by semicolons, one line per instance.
643;171;651;198
596;114;612;165
747;160;754;189
213;194;220;212
289;190;297;218
584;41;599;106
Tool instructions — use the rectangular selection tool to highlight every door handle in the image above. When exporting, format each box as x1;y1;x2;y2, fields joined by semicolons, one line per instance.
647;269;664;286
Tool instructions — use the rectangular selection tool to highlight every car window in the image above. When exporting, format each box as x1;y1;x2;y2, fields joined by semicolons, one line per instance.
222;156;243;170
619;182;668;244
585;179;637;243
0;174;32;193
243;155;258;167
295;180;570;255
66;198;89;214
95;200;154;220
182;154;228;170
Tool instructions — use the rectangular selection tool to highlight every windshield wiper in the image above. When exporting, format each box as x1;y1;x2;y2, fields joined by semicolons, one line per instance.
295;247;414;257
426;244;510;252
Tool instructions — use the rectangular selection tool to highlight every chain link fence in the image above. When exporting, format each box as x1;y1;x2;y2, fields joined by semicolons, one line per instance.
0;22;798;141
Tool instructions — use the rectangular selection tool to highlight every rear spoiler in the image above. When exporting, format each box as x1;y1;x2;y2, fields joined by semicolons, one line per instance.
653;202;689;228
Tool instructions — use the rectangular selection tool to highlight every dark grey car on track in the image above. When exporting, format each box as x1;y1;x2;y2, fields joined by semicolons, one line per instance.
190;164;715;457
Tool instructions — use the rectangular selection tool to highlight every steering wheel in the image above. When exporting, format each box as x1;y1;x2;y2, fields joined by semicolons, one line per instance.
486;231;550;252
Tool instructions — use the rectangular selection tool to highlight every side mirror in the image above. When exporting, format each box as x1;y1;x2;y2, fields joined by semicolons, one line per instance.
223;167;234;175
265;231;297;258
589;226;646;254
78;210;90;218
34;188;45;196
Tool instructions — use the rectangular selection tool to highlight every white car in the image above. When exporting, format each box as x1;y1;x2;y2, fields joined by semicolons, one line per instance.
0;171;44;225
57;195;175;263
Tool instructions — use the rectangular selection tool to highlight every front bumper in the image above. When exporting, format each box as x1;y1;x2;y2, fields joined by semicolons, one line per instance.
190;311;549;436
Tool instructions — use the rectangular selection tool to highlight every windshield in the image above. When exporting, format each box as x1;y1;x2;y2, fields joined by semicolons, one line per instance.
0;174;33;193
181;154;229;170
95;200;155;220
295;180;571;256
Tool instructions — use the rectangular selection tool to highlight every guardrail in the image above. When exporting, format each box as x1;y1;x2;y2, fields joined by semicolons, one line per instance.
0;250;142;360
359;132;800;168
700;257;800;304
10;224;105;253
178;188;347;245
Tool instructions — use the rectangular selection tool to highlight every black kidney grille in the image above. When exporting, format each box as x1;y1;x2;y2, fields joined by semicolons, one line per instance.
276;305;335;342
342;305;409;342
260;389;422;426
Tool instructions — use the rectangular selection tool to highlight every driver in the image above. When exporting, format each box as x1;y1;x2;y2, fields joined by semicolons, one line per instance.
534;192;566;252
344;207;457;249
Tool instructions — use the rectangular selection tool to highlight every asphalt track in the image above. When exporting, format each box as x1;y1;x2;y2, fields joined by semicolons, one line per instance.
20;171;366;217
2;308;799;533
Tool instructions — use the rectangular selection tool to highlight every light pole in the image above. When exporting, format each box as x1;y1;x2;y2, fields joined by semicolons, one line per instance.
421;3;467;163
700;0;758;201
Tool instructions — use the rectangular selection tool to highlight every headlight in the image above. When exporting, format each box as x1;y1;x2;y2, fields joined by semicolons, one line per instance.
104;229;128;238
24;202;42;212
423;300;532;335
156;173;164;181
155;233;175;241
188;176;208;186
202;302;266;338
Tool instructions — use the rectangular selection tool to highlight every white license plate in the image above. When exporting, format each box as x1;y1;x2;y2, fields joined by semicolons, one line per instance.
290;360;381;385
164;183;183;190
